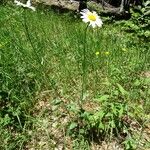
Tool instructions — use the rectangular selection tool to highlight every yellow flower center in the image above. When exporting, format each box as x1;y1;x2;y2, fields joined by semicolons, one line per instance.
88;13;96;21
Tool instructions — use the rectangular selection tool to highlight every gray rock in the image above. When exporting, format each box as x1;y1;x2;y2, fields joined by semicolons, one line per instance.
34;0;79;11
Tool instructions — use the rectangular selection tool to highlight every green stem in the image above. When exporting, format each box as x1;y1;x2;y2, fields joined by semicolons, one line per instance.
22;10;41;64
80;25;88;107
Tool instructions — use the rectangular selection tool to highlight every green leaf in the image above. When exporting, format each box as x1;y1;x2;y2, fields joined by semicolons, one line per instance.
145;1;150;7
96;95;109;102
133;79;141;86
79;129;85;134
144;78;150;85
118;105;124;117
98;111;105;119
52;99;62;105
69;122;78;130
105;112;113;117
99;122;104;130
67;103;79;113
144;10;150;16
111;120;116;128
116;83;128;96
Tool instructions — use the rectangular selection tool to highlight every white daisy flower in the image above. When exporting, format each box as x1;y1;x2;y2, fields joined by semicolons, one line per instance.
26;0;36;11
80;9;103;28
14;0;35;11
14;0;26;7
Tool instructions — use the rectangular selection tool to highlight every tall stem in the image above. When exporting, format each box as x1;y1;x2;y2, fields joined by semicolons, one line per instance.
80;25;88;107
22;10;41;64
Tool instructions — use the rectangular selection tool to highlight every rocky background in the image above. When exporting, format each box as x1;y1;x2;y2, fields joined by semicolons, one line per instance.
1;0;134;18
32;0;127;18
34;0;80;11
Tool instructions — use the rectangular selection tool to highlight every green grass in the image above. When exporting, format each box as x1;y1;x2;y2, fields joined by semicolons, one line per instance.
0;3;150;150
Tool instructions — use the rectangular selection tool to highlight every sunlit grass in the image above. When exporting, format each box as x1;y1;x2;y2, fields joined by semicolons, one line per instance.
0;3;150;149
